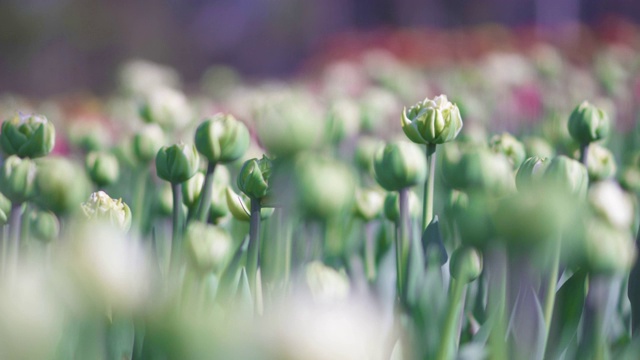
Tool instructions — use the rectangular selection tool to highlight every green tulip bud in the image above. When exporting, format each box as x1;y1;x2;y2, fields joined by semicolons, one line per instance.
292;154;355;219
81;191;132;232
85;151;119;187
132;124;165;164
489;132;526;170
237;155;272;200
543;156;588;198
194;113;250;163
33;157;91;215
182;172;205;209
449;246;483;283
373;141;426;191
225;187;273;222
139;87;193;129
383;190;421;223
443;147;515;196
184;222;232;275
0;113;55;158
255;94;323;157
401;94;463;145
67;120;111;152
325;99;360;144
567;101;610;145
208;166;230;223
155;143;200;184
515;156;549;191
29;210;59;243
579;143;616;181
353;188;384;221
523;136;555;159
0;155;36;204
581;219;636;274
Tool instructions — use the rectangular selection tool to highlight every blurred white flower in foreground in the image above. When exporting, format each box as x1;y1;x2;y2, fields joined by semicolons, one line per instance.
305;261;350;304
588;180;634;230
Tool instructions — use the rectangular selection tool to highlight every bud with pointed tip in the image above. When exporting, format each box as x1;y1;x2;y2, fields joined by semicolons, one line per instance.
489;132;526;170
373;141;426;191
567;101;610;144
543;156;588;198
29;210;59;243
0;113;55;158
515;156;549;191
195;113;250;164
85;151;120;187
132;124;165;164
237;155;271;200
401;94;463;145
449;246;483;283
0;155;37;204
155;143;200;184
33;157;91;215
581;143;616;181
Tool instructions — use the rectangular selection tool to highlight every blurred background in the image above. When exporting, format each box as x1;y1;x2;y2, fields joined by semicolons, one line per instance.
1;0;640;97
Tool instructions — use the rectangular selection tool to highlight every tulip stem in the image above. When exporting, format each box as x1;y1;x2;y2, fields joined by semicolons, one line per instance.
436;278;466;360
169;183;184;270
579;143;589;167
7;203;22;275
247;197;261;302
397;188;410;302
132;169;147;235
364;221;376;281
194;162;217;223
423;144;437;231
542;238;561;354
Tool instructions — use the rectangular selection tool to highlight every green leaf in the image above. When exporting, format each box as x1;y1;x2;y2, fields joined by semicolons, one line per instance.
106;316;135;360
422;215;448;267
215;236;248;304
546;269;587;359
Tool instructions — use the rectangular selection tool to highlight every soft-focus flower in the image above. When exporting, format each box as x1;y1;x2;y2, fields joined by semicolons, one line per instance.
184;222;232;275
0;155;36;204
237;155;272;200
543;155;589;198
117;59;181;96
581;143;617;181
325;99;361;144
449;247;483;283
353;188;384;221
132;124;165;164
155;143;200;184
401;95;463;145
194;113;250;164
305;261;350;304
0;113;55;158
373;141;426;191
29;210;59;243
588;181;634;230
489;132;526;169
81;191;132;232
139;87;193;129
33;157;91;215
85;151;120;187
567;101;610;145
515;156;549;191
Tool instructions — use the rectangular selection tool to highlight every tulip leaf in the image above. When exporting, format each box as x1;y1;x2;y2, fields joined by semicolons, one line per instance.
546;269;587;358
422;215;448;267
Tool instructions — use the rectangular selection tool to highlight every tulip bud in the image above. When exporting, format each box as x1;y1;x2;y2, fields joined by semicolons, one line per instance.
67;120;111;152
449;246;483;283
354;136;383;176
580;143;616;181
182;172;205;209
523;136;555;159
184;222;232;275
155;143;200;184
0;113;55;158
373;141;426;191
581;219;636;274
401;94;463;145
489;132;526;170
139;87;193;129
0;155;36;204
567;101;610;145
237;155;272;200
28;210;59;243
292;154;355;220
85;151;119;187
208;166;230;223
588;181;634;231
619;166;640;193
515;156;549;191
383;190;421;223
543;156;588;198
325;99;360;144
132;124;165;164
81;191;132;232
32;157;91;215
0;193;9;226
194;113;250;164
225;187;273;222
443;147;515;196
353;188;384;221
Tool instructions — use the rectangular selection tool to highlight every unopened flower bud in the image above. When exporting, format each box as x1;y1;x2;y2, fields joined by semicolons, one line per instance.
29;210;59;243
139;87;193;129
353;188;384;221
580;143;616;181
184;222;232;275
354;136;383;176
373;141;426;191
237;155;271;200
33;157;91;215
449;246;483;283
588;181;634;230
523;136;555;159
85;151;119;187
81;191;132;232
401;94;463;145
182;172;204;209
443;147;515;196
194;113;250;164
515;156;549;191
132;124;165;163
619;166;640;193
305;261;350;303
581;219;636;274
489;132;526;169
0;113;55;158
155;143;200;184
0;156;36;204
325;99;360;144
567;101;610;144
225;187;273;222
543;156;588;198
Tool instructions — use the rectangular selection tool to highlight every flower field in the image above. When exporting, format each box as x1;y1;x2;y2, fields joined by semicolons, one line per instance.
1;26;640;359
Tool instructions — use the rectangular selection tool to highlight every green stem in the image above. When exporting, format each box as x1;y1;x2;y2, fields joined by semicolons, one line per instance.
169;182;183;271
398;188;410;302
488;248;508;360
542;238;561;353
437;278;466;360
247;197;261;300
8;203;22;274
579;143;589;167
131;170;148;234
422;144;437;231
364;222;376;281
195;162;216;223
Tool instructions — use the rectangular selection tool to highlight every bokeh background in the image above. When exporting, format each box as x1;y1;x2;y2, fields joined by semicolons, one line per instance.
1;0;640;97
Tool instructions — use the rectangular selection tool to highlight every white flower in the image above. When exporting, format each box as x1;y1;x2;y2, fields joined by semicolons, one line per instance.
81;191;132;232
588;181;634;230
